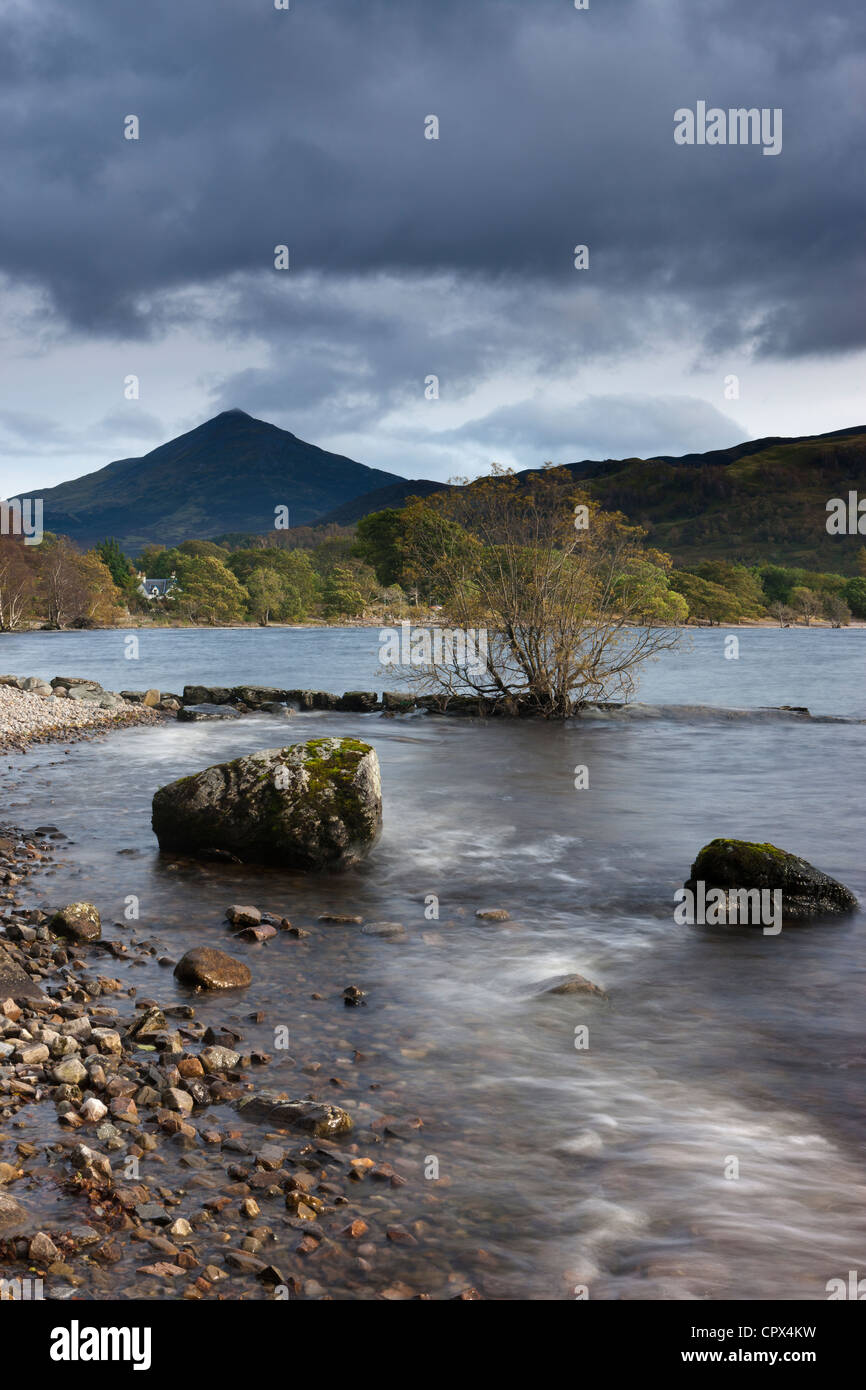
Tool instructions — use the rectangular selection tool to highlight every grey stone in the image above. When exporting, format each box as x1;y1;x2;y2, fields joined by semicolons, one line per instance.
152;737;382;870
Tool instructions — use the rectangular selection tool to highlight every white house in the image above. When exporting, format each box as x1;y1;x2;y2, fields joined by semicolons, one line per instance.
137;572;178;600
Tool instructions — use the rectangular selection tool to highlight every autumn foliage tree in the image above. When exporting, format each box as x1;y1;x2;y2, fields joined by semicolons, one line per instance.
35;536;123;627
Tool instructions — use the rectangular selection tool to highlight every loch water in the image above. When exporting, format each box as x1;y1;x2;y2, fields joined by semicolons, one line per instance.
1;626;864;1299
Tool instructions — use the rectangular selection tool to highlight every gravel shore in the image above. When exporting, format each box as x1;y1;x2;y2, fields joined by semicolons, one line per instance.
0;683;162;753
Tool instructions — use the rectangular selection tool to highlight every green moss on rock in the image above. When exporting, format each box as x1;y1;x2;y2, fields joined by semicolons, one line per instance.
686;838;858;919
151;736;382;871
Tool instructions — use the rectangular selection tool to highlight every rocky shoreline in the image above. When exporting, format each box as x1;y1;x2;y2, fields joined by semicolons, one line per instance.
0;828;486;1301
170;683;859;725
0;672;856;748
0;677;165;754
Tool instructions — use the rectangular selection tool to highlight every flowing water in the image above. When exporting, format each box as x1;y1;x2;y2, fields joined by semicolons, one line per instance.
1;626;864;1299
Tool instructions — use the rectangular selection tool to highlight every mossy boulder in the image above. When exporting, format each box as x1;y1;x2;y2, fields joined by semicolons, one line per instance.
152;736;382;870
686;839;858;920
50;902;101;943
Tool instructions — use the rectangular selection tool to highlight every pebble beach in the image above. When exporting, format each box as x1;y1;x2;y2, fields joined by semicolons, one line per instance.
0;680;163;754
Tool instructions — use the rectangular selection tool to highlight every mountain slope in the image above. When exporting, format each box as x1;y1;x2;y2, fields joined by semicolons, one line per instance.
314;476;448;526
555;425;866;571
335;424;866;571
15;410;412;551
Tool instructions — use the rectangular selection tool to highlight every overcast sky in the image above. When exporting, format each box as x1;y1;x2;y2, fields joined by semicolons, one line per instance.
1;0;864;493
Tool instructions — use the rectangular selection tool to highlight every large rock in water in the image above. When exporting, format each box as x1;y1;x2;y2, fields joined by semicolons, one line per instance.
151;737;382;870
686;839;859;921
174;948;251;991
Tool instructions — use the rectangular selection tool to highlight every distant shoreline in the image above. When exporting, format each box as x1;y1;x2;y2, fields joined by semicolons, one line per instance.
2;619;865;635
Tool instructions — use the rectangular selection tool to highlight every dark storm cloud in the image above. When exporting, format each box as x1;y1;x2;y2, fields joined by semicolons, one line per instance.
1;0;863;357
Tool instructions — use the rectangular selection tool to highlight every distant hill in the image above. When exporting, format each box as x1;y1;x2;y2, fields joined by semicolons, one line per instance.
13;410;866;571
13;410;414;552
314;476;448;526
550;425;866;572
334;423;866;572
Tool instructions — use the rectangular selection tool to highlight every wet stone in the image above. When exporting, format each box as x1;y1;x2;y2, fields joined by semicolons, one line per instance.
174;948;252;991
51;902;102;943
237;1091;354;1138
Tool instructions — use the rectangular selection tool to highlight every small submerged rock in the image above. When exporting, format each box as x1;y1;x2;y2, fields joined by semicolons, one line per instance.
360;921;407;940
225;905;261;927
237;1090;354;1137
177;703;241;723
685;839;859;922
532;973;608;999
475;908;510;922
173;948;252;991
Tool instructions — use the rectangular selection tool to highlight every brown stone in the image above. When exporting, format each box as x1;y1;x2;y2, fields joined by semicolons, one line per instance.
51;902;102;942
173;948;252;991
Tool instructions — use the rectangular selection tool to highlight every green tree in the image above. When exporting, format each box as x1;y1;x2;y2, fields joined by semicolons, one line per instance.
844;576;866;618
246;567;288;625
354;508;406;586
137;546;184;579
691;561;766;618
172;555;248;624
614;555;689;624
136;543;166;575
758;565;795;605
669;571;743;624
790;586;822;625
321;565;367;619
310;536;358;576
227;548;319;612
177;539;230;560
96;538;135;589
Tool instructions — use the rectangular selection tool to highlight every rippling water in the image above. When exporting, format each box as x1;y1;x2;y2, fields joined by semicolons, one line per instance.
2;626;864;1299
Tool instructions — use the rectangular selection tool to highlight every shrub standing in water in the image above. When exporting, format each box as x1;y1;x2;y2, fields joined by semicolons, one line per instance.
398;466;684;717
